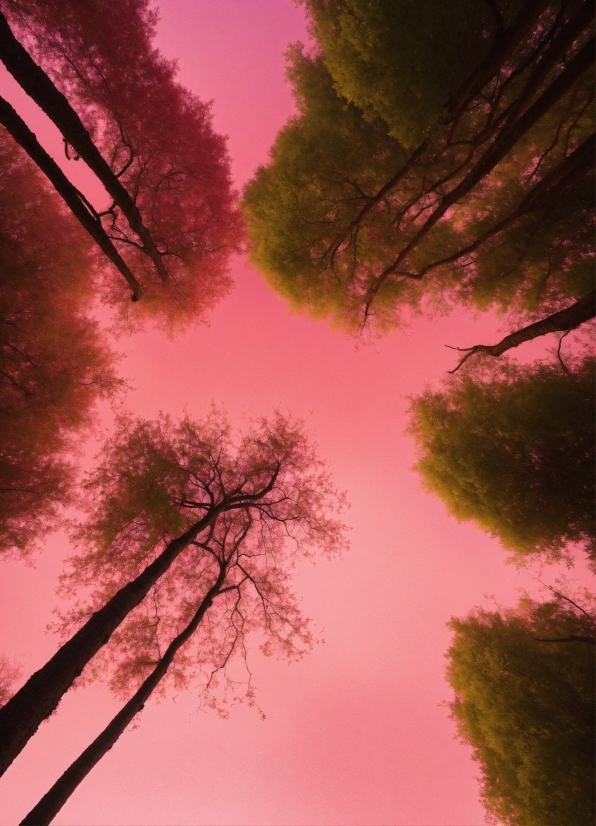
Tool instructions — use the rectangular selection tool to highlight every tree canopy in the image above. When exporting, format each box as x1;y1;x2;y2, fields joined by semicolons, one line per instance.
446;595;595;825
0;410;348;778
299;0;504;148
0;131;120;558
243;0;594;338
407;356;595;565
0;0;243;329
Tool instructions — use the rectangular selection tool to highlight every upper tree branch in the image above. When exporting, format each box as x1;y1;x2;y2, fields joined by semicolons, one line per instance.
448;289;595;372
363;35;595;318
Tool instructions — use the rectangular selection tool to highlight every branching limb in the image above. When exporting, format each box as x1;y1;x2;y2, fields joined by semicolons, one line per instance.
447;290;595;372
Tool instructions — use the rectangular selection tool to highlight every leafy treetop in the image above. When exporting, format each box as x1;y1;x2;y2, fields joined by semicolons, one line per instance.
407;355;595;565
447;594;595;825
2;0;243;330
243;0;594;334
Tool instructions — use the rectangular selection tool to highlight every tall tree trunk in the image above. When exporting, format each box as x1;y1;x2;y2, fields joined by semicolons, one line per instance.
449;290;595;371
0;507;223;778
0;11;168;282
0;95;142;300
20;567;229;826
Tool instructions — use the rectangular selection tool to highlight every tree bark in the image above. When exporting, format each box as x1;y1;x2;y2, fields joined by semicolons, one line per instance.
20;568;228;826
0;95;142;300
449;290;595;371
0;508;222;778
0;11;168;282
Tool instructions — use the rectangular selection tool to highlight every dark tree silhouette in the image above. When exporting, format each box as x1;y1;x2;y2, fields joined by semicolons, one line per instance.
21;504;336;824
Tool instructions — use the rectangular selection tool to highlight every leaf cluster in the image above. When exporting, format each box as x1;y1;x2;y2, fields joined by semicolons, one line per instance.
407;356;595;564
300;0;503;147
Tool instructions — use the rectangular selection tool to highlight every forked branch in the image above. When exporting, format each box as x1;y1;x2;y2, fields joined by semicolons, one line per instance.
448;290;595;372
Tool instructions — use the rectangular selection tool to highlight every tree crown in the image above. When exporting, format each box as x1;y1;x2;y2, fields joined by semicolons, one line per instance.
446;595;595;825
407;356;595;563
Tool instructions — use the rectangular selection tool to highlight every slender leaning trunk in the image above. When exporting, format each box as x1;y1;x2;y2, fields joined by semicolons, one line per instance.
0;507;222;778
0;11;168;281
20;567;228;826
0;94;142;299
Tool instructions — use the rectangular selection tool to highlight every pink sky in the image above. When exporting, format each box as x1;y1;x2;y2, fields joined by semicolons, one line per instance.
0;3;591;824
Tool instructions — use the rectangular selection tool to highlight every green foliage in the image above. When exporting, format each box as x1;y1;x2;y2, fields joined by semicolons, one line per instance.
407;357;595;563
244;2;594;333
243;48;411;330
300;0;502;146
0;134;120;558
446;597;595;825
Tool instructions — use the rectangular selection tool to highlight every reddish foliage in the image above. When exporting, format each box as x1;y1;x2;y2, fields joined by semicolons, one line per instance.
4;0;244;329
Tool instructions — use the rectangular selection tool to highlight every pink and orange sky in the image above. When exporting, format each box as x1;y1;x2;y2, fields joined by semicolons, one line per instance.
0;3;591;824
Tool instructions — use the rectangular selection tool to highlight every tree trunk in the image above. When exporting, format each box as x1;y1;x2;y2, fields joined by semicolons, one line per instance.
20;568;228;826
449;290;596;371
0;507;223;778
0;11;168;282
0;94;142;300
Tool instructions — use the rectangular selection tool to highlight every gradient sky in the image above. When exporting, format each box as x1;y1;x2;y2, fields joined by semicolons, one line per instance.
0;3;591;824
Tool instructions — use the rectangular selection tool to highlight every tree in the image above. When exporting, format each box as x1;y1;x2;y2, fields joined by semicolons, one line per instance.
0;1;243;329
243;1;594;341
0;130;120;558
406;356;595;564
0;410;348;777
446;595;595;825
21;506;328;825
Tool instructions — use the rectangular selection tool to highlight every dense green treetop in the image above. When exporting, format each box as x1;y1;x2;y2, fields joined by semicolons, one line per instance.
407;356;595;565
243;49;409;330
447;596;595;825
299;0;508;147
244;0;594;334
